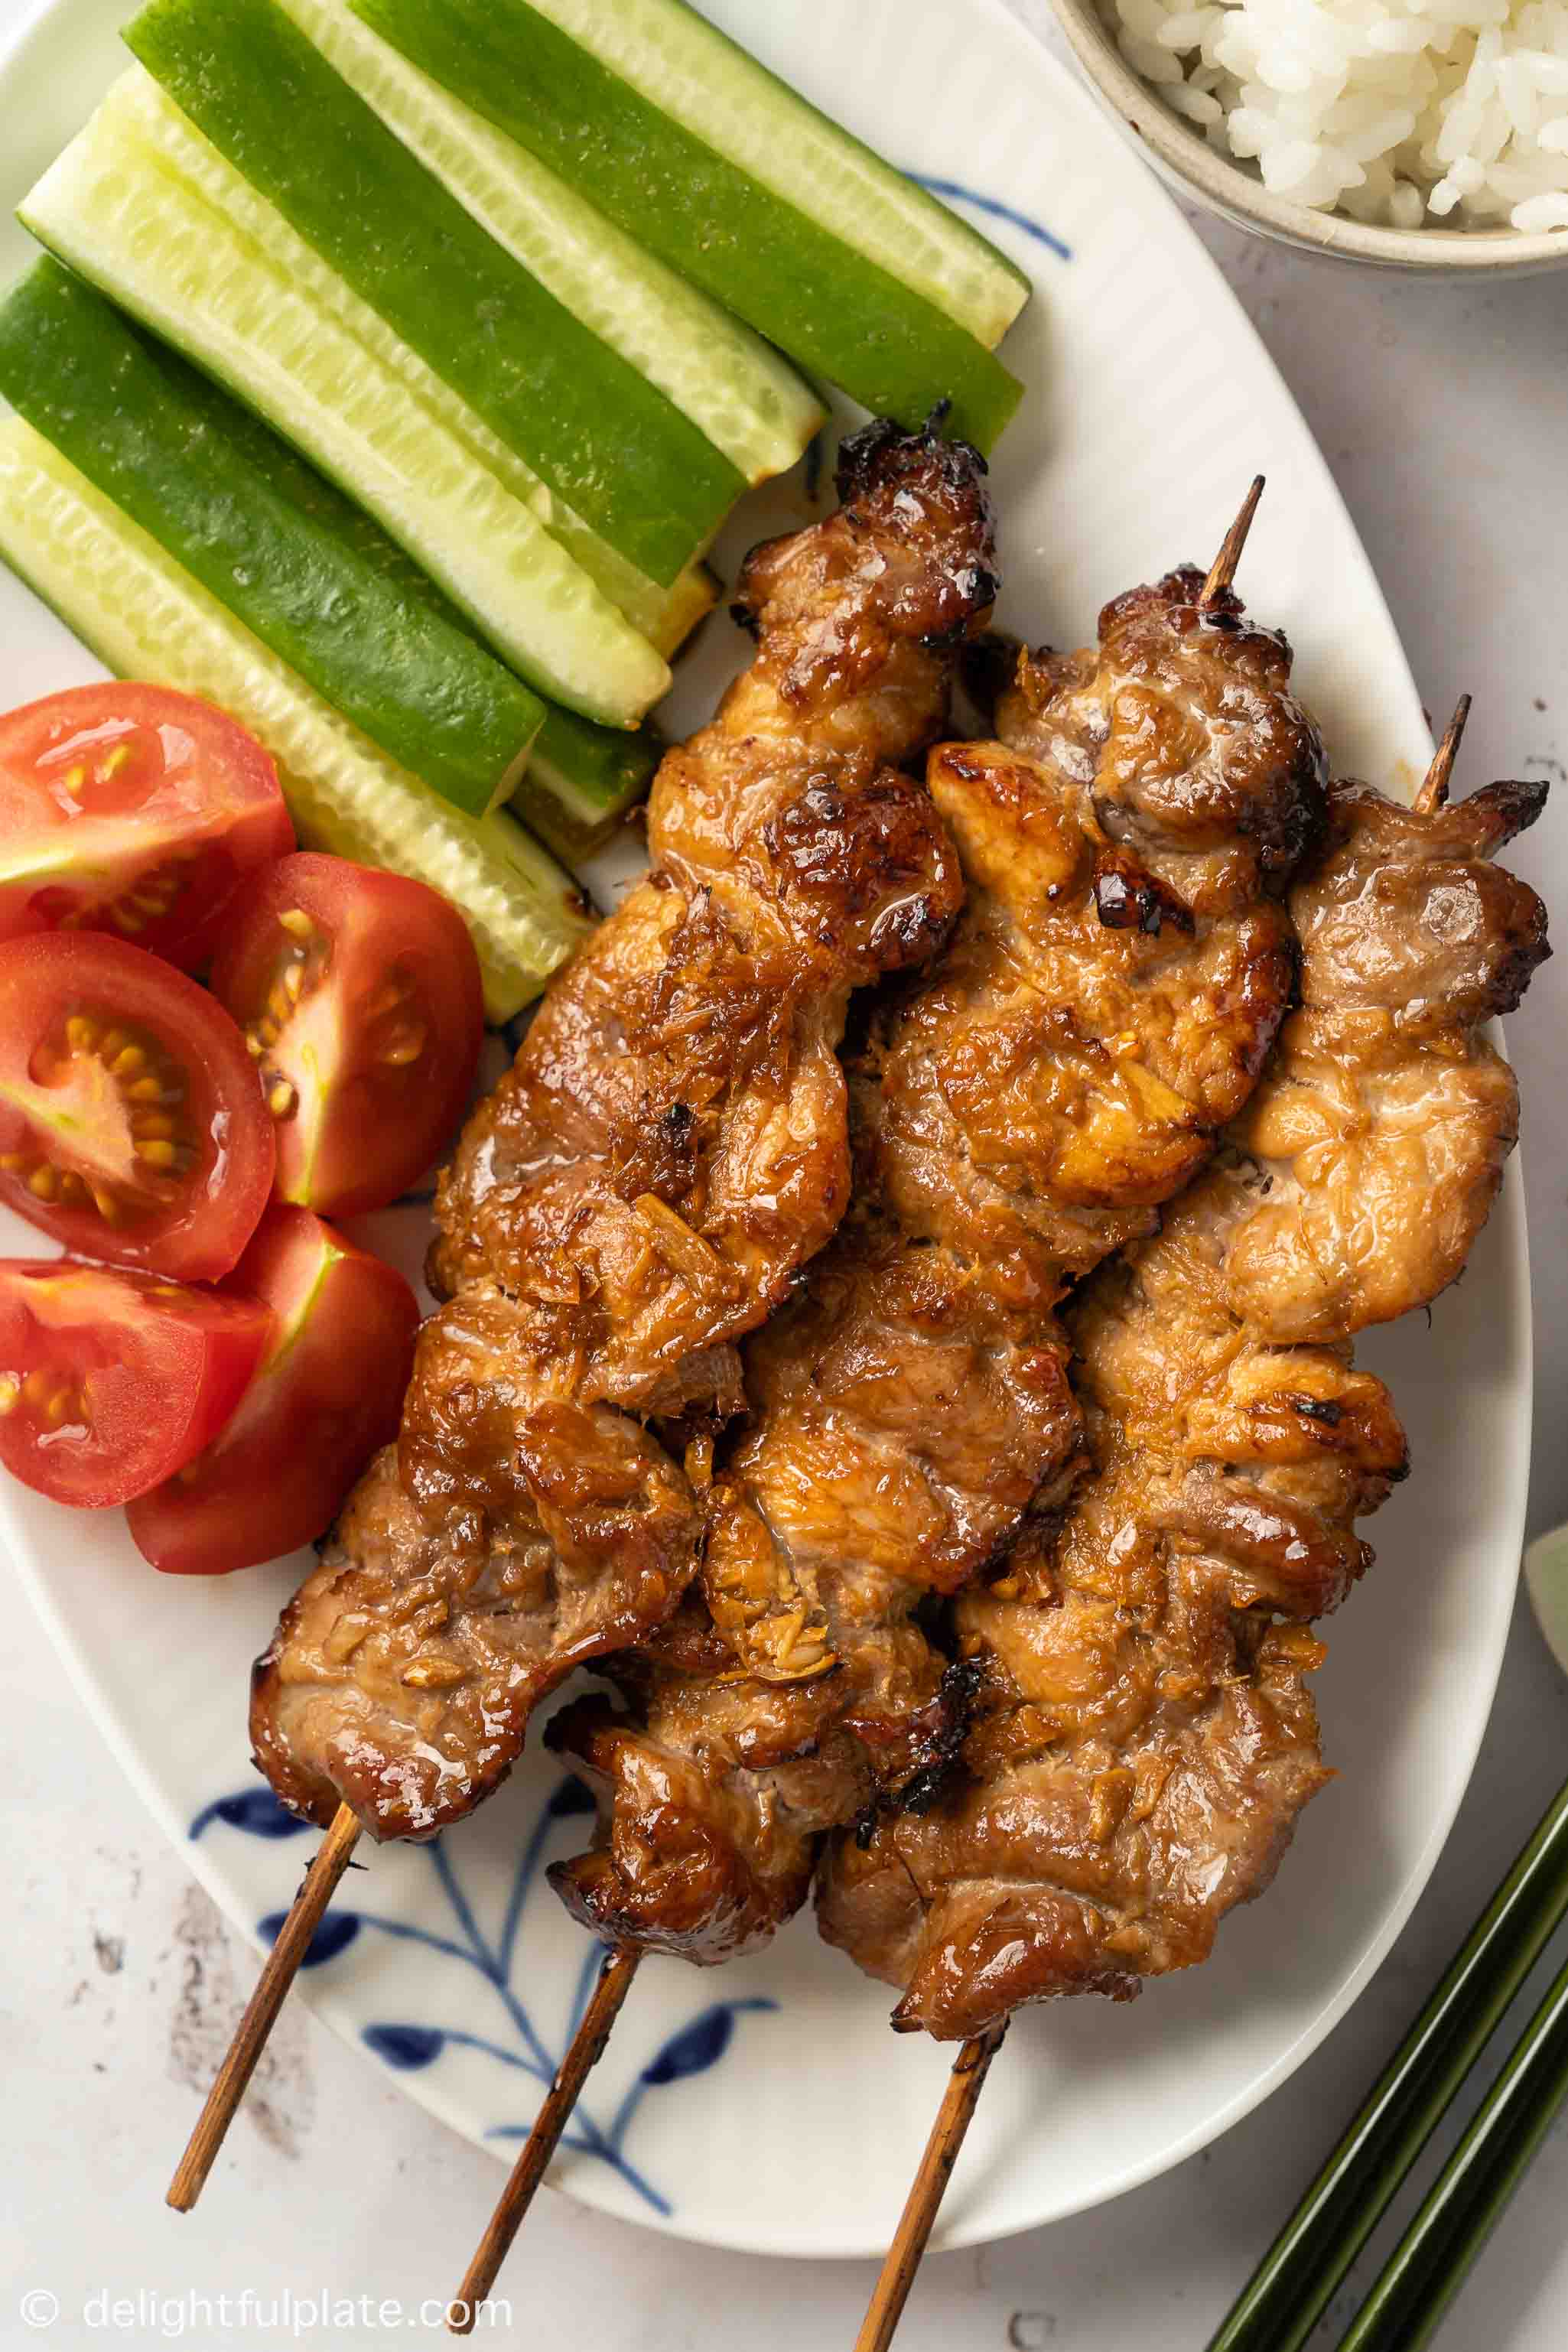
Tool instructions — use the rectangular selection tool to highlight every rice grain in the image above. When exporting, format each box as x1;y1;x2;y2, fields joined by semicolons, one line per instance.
1107;0;1568;226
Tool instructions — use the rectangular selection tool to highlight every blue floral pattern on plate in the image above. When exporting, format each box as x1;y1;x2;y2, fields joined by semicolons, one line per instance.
192;1772;776;2215
909;172;1073;262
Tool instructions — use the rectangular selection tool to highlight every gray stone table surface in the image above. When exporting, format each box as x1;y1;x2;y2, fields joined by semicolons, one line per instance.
2;2;1566;2345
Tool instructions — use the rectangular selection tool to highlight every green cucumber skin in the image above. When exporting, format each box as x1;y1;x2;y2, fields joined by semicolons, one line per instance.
276;0;825;487
125;0;746;588
21;90;672;724
353;0;1023;451
92;295;670;841
510;770;636;864
1;256;665;844
503;0;1029;345
0;418;590;1017
175;342;675;838
0;259;545;820
517;701;660;859
532;702;660;812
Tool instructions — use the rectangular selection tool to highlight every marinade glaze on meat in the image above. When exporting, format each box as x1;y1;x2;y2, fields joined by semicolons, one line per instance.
816;769;1549;2037
546;570;1331;1963
249;421;997;1838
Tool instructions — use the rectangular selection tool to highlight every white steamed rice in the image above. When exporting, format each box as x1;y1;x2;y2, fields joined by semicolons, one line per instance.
1108;0;1568;228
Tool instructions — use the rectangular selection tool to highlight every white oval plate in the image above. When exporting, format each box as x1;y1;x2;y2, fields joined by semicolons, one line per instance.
0;0;1532;2262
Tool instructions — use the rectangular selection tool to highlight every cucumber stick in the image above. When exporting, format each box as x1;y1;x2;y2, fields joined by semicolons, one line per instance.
0;259;543;821
274;0;822;487
19;74;669;727
0;260;661;857
353;0;1027;450
96;65;697;657
486;0;1029;345
125;0;743;590
521;705;661;863
0;418;590;1020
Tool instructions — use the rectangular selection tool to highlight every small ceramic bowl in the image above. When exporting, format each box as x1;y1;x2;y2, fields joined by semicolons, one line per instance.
1049;0;1568;273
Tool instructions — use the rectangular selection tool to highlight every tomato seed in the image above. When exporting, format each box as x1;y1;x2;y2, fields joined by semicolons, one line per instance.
380;1027;428;1068
2;1012;202;1225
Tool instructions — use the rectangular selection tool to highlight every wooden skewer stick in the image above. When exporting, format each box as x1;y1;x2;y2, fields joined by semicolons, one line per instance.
167;1800;362;2213
1414;694;1472;815
849;481;1258;2342
853;2024;1009;2352
448;1946;642;2336
1200;474;1265;606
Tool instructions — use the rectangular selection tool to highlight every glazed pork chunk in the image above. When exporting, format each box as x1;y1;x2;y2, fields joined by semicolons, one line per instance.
816;766;1549;2037
249;421;996;1839
546;566;1329;1962
428;418;992;1405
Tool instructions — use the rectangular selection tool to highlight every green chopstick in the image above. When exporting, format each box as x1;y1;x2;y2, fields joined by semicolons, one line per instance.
1205;1771;1568;2352
1334;1944;1568;2352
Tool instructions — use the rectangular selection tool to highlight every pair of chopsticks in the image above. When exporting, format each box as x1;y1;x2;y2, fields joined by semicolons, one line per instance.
1206;1771;1568;2352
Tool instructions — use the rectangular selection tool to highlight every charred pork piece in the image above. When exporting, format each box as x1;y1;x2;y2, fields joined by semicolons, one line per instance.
548;565;1329;1963
428;418;990;1413
817;768;1549;2038
249;421;997;1840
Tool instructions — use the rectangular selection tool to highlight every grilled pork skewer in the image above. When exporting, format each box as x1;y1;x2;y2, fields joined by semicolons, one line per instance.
251;418;991;1842
842;712;1549;2350
452;490;1328;2297
549;509;1326;1972
169;419;996;2210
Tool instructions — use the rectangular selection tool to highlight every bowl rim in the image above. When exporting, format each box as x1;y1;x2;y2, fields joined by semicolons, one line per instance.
1049;0;1568;270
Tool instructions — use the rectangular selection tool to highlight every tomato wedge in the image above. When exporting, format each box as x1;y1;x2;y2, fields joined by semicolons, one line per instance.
127;1205;420;1575
209;854;483;1216
0;1259;272;1507
0;932;275;1280
0;684;294;971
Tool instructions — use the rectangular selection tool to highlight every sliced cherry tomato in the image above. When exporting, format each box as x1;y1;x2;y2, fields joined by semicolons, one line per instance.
209;853;483;1217
127;1204;419;1575
0;1259;272;1507
0;932;275;1280
0;684;294;971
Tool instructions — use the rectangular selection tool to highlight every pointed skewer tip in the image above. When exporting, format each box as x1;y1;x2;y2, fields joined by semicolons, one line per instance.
166;1801;362;2212
448;1945;642;2333
852;2024;1009;2352
1200;476;1266;607
1414;694;1472;816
